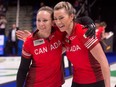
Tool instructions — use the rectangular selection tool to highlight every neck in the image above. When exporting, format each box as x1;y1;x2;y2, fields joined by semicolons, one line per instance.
37;31;51;39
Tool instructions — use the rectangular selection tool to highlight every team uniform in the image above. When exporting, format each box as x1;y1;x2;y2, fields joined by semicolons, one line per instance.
64;23;105;87
17;27;65;87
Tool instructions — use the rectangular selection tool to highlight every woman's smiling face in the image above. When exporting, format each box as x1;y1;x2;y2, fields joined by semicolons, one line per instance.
54;8;74;32
36;10;53;38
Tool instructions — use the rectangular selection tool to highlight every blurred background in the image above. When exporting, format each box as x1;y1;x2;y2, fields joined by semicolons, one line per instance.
0;0;116;87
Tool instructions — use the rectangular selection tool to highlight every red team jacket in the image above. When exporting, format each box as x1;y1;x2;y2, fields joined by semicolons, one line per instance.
64;23;104;84
22;27;64;87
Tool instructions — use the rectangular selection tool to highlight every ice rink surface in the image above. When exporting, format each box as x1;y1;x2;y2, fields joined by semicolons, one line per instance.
0;57;116;87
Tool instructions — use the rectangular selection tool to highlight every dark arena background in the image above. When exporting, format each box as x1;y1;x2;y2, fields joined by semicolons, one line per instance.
0;0;116;87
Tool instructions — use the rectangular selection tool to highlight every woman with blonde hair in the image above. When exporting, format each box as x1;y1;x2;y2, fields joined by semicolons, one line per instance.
53;1;110;87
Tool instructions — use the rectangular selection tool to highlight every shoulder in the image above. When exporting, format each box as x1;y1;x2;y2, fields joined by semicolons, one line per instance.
74;23;86;35
75;23;84;30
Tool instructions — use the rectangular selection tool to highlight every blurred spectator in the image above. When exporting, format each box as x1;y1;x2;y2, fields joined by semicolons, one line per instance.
0;14;7;35
95;20;108;41
95;20;101;29
95;20;113;52
73;0;81;12
99;21;107;40
95;20;106;50
95;20;106;40
0;4;6;15
95;20;102;41
6;24;19;56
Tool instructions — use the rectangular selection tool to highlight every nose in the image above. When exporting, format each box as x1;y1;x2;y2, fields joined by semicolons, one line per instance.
37;21;45;29
39;21;44;26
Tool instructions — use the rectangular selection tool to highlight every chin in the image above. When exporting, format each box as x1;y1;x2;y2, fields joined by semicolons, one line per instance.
45;33;50;38
59;29;65;32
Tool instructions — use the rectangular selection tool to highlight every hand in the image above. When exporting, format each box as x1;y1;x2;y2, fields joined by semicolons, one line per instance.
16;30;31;42
84;23;96;38
75;16;96;38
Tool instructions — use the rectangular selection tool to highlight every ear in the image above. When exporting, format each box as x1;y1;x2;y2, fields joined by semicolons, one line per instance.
70;14;75;20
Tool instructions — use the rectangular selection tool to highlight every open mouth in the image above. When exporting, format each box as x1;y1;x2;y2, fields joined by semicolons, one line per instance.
58;25;65;29
39;27;46;31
